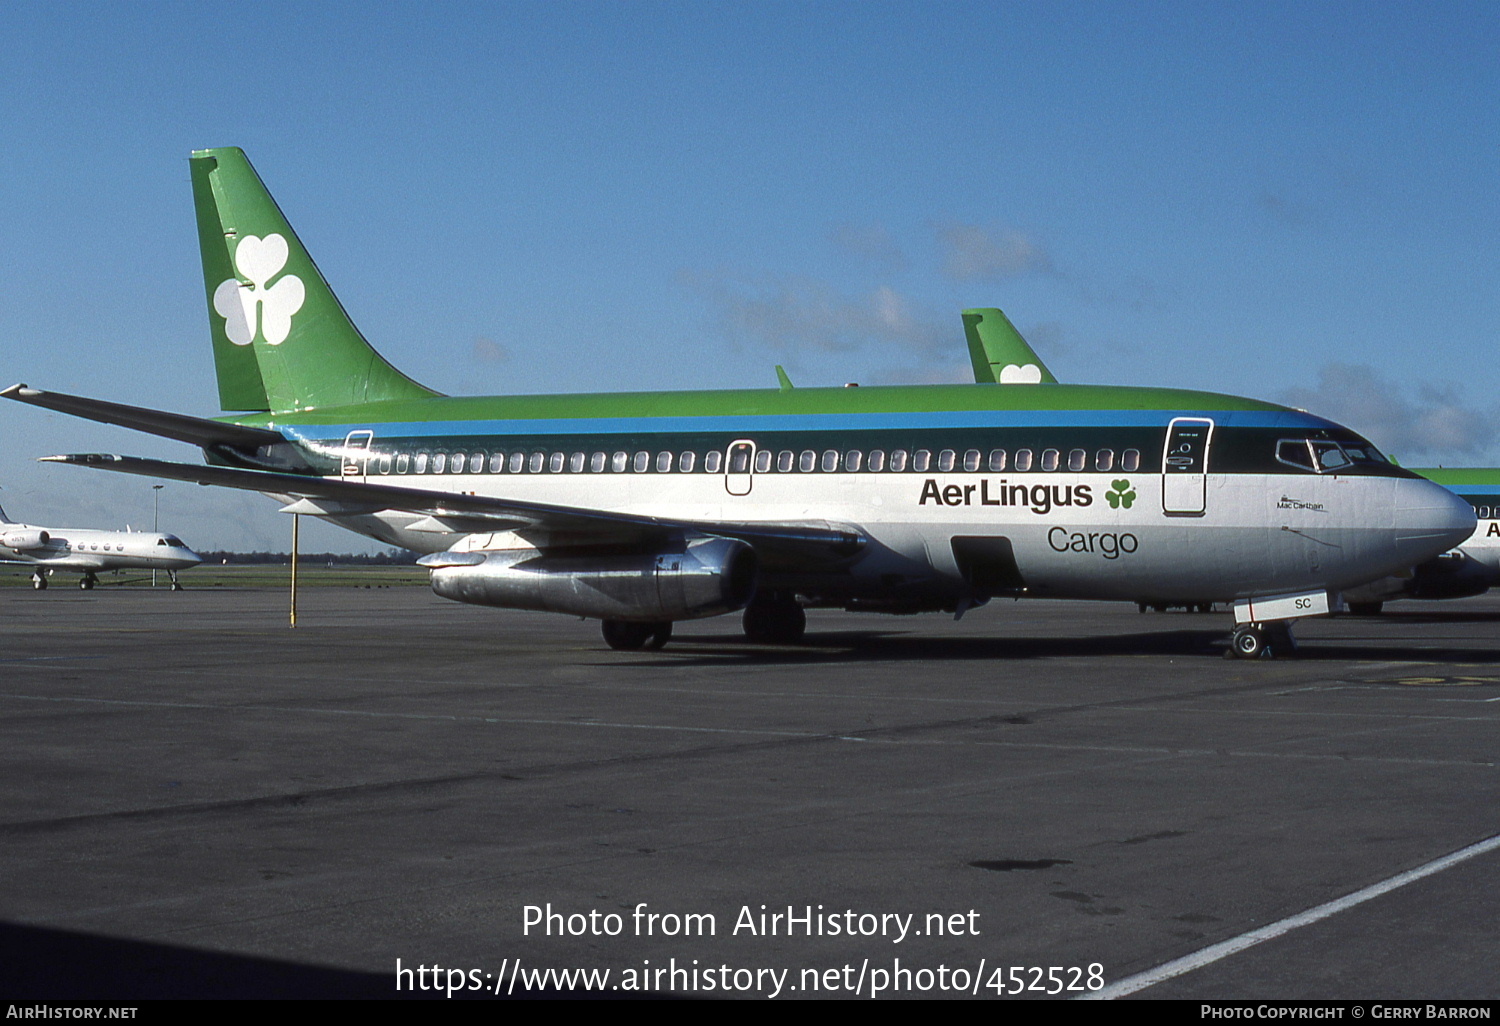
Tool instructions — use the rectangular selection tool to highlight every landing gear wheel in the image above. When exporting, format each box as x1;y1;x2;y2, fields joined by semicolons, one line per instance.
32;573;47;591
1229;625;1268;659
1347;601;1384;616
79;575;96;591
743;598;806;644
601;620;671;651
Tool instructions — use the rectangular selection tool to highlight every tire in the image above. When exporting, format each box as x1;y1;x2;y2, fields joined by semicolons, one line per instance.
601;620;655;651
1232;626;1267;659
80;576;95;591
32;575;47;591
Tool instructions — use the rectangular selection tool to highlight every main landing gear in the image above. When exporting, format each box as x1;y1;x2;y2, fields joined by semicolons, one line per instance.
742;593;806;644
79;573;98;591
32;571;48;591
600;619;673;651
1225;621;1297;660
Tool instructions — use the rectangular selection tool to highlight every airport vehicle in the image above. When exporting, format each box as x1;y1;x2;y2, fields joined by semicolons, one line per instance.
960;310;1500;616
0;502;200;590
2;148;1474;656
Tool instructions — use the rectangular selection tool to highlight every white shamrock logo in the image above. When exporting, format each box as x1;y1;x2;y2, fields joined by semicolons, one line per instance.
998;363;1042;384
213;234;305;346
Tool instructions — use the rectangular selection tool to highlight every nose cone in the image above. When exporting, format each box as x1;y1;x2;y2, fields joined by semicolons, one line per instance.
171;547;204;569
1393;478;1476;561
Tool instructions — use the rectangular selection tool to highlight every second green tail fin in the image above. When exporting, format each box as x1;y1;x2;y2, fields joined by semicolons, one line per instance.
962;308;1057;385
191;147;441;413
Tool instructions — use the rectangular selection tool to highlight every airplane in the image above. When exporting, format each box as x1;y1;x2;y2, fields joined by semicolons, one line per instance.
959;310;1500;616
0;147;1475;658
0;501;201;590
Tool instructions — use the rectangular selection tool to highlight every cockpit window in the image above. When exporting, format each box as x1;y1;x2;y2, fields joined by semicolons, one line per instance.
1277;437;1390;473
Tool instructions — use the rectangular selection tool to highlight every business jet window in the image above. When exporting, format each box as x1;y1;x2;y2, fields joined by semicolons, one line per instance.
1121;449;1141;472
1095;449;1115;472
867;450;886;472
704;451;723;473
988;449;1007;471
678;451;696;473
777;451;795;473
1014;449;1033;472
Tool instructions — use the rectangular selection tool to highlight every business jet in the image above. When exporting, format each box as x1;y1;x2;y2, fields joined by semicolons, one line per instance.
1;148;1474;657
960;308;1500;617
0;502;201;590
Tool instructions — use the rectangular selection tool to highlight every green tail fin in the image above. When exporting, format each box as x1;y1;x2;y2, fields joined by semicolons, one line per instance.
962;308;1057;385
191;147;441;413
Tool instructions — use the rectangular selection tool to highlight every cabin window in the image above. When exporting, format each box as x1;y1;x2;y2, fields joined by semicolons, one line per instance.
397;453;411;474
889;449;909;472
679;451;696;473
963;449;982;472
1095;449;1114;472
912;450;932;472
1121;449;1141;472
433;453;447;474
471;452;485;472
937;449;956;472
821;450;840;472
1013;449;1033;472
591;452;607;473
415;453;430;474
1068;449;1087;472
450;453;466;473
508;452;525;474
988;449;1007;471
377;455;392;475
633;451;650;473
845;450;862;472
610;451;627;473
486;453;502;473
569;452;585;473
1040;448;1059;472
548;452;564;473
777;451;795;473
525;452;543;473
658;451;675;473
867;450;885;472
755;450;771;473
799;450;817;472
704;450;723;473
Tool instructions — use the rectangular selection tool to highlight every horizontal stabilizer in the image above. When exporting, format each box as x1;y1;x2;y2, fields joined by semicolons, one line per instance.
3;384;285;449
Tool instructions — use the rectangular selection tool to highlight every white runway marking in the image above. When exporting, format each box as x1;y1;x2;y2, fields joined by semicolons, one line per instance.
1083;831;1500;999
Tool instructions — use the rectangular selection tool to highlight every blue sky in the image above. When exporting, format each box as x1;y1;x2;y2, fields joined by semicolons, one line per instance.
1;0;1497;551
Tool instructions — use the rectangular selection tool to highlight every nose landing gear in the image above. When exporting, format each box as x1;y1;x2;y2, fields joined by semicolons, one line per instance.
1225;621;1297;660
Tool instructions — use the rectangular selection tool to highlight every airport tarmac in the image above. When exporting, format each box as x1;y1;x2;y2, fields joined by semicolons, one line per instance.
2;584;1498;1000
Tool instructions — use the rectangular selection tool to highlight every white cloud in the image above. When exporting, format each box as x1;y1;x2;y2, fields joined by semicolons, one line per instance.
936;223;1054;281
1280;363;1494;462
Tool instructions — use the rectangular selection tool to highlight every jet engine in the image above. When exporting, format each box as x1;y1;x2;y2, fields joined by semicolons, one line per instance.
424;533;757;622
1;530;49;551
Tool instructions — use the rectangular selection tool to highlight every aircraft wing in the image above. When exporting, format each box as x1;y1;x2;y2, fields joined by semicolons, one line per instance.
3;385;285;449
41;454;867;568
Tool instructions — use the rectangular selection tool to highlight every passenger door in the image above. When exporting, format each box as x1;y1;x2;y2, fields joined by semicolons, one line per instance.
1161;418;1214;516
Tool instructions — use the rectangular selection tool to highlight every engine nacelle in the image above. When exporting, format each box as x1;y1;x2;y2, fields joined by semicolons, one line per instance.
1406;550;1498;601
426;534;758;621
1;530;49;551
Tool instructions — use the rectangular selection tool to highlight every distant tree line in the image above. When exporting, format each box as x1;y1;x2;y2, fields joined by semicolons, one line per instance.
197;549;422;565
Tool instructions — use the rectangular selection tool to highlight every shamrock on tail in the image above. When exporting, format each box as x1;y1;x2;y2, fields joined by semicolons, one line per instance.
1106;479;1136;509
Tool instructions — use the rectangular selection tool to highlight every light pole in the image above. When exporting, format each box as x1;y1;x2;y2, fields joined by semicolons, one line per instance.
152;484;163;587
